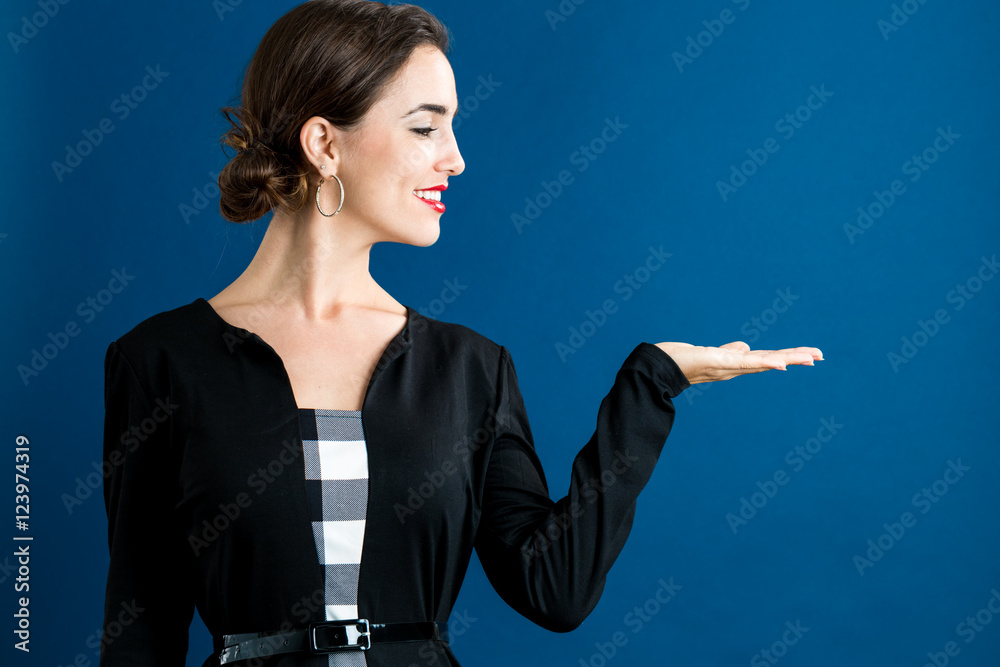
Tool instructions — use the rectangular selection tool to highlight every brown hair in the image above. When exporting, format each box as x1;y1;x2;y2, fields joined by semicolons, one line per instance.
217;0;451;223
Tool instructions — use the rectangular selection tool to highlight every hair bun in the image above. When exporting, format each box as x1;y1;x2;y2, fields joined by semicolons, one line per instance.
217;106;305;223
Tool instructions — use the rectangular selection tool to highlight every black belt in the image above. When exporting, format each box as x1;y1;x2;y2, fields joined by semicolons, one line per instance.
218;619;448;663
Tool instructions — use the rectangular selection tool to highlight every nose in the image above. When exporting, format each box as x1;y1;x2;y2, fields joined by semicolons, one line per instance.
440;132;465;176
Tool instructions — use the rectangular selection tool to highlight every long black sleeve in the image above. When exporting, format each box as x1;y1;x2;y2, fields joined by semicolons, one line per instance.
100;340;197;666
474;342;689;632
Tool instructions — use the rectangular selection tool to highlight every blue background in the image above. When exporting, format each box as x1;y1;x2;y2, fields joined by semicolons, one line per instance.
3;0;998;665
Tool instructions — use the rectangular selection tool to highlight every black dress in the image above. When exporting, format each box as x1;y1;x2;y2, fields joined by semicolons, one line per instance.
99;297;690;666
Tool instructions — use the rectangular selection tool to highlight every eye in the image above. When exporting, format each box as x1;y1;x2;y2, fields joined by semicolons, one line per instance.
412;126;438;137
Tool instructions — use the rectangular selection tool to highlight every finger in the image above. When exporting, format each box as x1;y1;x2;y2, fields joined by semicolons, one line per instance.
719;341;751;352
786;351;822;365
747;349;823;365
718;350;823;377
746;352;820;370
758;351;819;367
770;346;824;359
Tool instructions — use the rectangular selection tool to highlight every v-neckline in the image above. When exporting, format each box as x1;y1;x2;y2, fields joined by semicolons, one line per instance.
193;296;415;414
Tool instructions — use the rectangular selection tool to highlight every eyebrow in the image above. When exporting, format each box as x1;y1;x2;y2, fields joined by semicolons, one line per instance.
401;103;457;119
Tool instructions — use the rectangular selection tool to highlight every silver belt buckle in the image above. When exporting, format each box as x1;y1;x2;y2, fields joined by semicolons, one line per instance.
309;618;371;652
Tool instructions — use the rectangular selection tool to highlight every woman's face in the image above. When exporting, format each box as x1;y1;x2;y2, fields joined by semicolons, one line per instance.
333;45;465;247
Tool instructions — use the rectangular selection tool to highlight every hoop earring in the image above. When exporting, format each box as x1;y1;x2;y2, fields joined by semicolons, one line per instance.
316;174;345;217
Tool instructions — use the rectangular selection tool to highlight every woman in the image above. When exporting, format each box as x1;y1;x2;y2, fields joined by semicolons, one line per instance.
99;1;822;665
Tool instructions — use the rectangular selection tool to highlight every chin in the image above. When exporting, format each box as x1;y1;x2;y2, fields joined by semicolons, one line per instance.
413;224;441;247
389;222;440;248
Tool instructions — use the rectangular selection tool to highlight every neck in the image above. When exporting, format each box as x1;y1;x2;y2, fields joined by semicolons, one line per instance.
226;206;393;321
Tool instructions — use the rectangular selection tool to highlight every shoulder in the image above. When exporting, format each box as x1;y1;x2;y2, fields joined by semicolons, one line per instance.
410;308;501;351
107;298;212;373
409;308;510;371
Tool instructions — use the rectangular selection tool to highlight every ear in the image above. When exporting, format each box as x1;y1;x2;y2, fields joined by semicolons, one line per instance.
299;116;349;178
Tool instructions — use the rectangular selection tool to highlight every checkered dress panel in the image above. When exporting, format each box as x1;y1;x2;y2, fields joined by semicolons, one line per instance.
300;408;369;667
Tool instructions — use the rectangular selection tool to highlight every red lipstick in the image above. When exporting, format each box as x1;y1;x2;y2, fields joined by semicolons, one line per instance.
413;184;447;213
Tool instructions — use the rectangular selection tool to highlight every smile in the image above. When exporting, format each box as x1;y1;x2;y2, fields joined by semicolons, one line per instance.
413;188;446;213
413;189;442;201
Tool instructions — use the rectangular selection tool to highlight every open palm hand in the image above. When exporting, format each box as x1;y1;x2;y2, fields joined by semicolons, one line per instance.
654;341;823;385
